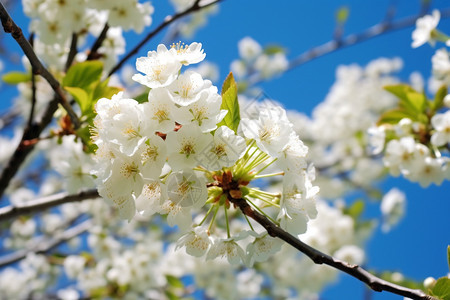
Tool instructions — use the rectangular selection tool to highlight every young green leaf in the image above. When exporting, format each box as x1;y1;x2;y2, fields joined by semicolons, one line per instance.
405;92;427;113
384;84;416;100
336;6;350;23
433;85;448;112
217;72;240;133
447;245;450;272
63;60;103;90
64;86;90;113
2;71;31;85
377;108;417;125
429;277;450;300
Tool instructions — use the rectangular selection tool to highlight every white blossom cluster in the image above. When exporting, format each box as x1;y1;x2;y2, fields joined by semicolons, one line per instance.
170;0;219;38
260;57;403;199
231;36;289;80
21;0;154;70
92;42;318;265
363;10;450;187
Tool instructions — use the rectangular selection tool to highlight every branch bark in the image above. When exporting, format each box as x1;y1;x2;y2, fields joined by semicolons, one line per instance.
248;7;450;86
229;196;436;300
0;2;80;129
107;0;223;77
0;218;93;267
0;189;99;222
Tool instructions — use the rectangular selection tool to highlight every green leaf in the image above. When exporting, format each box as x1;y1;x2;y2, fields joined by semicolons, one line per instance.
377;109;417;125
384;84;416;100
63;60;103;90
336;6;350;23
217;72;240;133
433;85;448;111
405;92;427;113
92;79;122;105
345;200;365;219
430;277;450;300
166;275;184;289
447;245;450;272
2;71;31;84
64;86;89;113
135;90;150;103
264;45;285;55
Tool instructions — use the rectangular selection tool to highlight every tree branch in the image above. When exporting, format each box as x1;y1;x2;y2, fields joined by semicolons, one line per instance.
87;23;110;61
65;33;78;72
0;218;93;267
0;189;99;222
107;0;223;77
228;196;436;300
249;7;450;85
0;2;80;129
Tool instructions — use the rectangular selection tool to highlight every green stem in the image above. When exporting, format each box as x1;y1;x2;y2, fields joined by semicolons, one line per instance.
254;171;284;179
197;205;214;227
245;197;279;225
224;205;231;238
207;204;220;234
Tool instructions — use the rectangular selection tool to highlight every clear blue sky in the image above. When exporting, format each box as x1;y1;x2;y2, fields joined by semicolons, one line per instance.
1;1;449;299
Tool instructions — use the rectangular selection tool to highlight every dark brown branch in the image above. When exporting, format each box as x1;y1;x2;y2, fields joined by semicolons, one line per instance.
0;2;80;129
87;23;110;61
229;196;436;300
0;95;59;200
28;33;36;129
65;33;79;72
0;189;99;222
249;7;450;85
107;0;223;77
0;219;93;267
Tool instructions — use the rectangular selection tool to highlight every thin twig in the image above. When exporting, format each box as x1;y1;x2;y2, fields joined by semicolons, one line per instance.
27;33;36;129
65;33;78;72
0;2;80;129
0;189;99;222
0;218;93;267
228;196;436;300
249;8;450;86
0;96;59;200
108;0;223;77
87;23;109;61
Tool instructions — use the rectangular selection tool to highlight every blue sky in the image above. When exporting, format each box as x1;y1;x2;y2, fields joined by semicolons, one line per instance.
1;1;449;299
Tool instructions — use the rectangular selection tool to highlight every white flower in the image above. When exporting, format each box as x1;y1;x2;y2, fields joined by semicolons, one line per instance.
135;179;167;216
167;70;212;106
431;110;450;147
132;45;182;88
238;37;262;61
139;135;167;179
159;200;192;229
206;238;246;265
334;245;365;265
383;137;416;176
166;169;207;208
277;132;308;173
199;126;246;171
176;227;212;257
278;171;319;236
240;104;293;156
432;48;450;84
63;255;86;279
411;10;440;48
173;89;226;132
166;124;213;171
142;88;177;134
381;188;406;232
246;232;282;266
107;1;154;33
169;41;206;65
367;126;386;155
